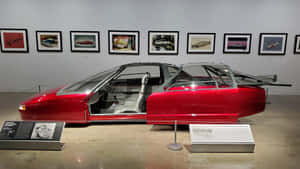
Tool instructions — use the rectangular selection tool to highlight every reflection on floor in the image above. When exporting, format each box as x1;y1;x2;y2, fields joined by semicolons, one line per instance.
0;93;300;169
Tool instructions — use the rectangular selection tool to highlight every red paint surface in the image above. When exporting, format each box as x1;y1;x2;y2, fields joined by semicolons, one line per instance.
146;86;265;124
3;32;25;48
19;85;265;124
20;87;88;123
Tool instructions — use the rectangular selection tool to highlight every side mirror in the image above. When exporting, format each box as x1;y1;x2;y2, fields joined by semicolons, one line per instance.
87;93;100;104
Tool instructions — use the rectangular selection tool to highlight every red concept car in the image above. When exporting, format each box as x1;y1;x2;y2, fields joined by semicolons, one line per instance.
18;62;290;124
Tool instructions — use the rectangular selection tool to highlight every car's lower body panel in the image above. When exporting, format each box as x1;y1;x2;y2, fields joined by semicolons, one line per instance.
147;113;239;124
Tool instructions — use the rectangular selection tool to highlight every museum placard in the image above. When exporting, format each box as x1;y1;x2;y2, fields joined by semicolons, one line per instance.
189;124;255;153
0;121;65;151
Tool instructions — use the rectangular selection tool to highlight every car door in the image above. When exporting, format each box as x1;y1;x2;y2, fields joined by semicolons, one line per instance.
146;64;239;124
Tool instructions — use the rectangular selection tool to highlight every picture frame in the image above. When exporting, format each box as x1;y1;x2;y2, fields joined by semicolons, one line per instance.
0;121;20;139
0;28;29;53
258;33;288;55
31;123;56;140
108;30;139;55
294;35;300;54
187;33;215;54
148;31;179;55
223;33;252;54
70;31;100;52
36;31;62;52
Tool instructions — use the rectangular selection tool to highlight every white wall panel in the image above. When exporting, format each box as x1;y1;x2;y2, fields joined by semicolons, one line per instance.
0;0;299;94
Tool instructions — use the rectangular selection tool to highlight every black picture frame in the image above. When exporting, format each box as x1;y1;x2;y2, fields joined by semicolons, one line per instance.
258;33;288;55
223;33;252;54
294;35;300;54
108;30;140;55
187;32;216;54
0;28;29;53
36;31;63;52
70;31;100;53
148;31;179;55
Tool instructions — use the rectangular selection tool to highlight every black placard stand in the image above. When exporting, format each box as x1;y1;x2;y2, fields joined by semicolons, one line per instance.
0;121;65;151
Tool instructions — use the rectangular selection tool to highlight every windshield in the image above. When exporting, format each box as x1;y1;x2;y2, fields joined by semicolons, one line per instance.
58;66;120;95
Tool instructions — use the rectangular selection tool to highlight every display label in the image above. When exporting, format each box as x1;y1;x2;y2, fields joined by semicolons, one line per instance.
0;121;64;141
190;124;255;144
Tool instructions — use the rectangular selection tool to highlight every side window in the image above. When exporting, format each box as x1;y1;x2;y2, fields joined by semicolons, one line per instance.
119;65;160;77
167;65;234;91
204;66;234;88
169;69;217;90
115;65;163;85
183;65;208;78
180;65;217;87
167;66;180;78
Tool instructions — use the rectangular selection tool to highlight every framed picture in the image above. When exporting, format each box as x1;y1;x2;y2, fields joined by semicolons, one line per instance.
31;123;56;140
1;121;20;139
36;31;62;52
294;35;300;54
223;33;252;54
259;33;288;55
108;30;139;55
187;33;215;54
0;28;29;53
148;31;179;55
70;31;100;52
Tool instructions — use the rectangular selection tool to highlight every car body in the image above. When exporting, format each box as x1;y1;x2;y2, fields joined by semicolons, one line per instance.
19;62;290;124
153;40;174;50
191;41;211;48
41;38;58;47
76;40;94;45
227;41;247;49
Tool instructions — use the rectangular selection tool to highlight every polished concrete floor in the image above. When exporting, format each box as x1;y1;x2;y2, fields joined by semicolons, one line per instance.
0;93;299;169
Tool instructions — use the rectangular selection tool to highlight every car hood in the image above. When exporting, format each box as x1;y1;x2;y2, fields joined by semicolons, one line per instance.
21;86;64;105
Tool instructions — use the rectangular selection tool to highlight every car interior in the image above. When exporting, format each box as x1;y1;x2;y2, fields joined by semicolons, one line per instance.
88;65;164;115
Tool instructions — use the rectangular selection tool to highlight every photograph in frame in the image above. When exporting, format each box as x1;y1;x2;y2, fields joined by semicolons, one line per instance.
294;35;300;54
36;31;62;52
31;123;56;140
108;30;139;55
0;28;29;53
0;121;20;139
70;31;100;52
223;33;252;54
148;31;179;55
259;33;288;55
187;33;215;54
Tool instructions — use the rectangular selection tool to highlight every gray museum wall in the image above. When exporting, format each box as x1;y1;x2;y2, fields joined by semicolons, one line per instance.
0;0;299;95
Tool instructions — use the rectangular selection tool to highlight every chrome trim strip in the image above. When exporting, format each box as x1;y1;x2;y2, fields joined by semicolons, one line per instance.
164;87;236;92
90;119;146;123
89;112;146;116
